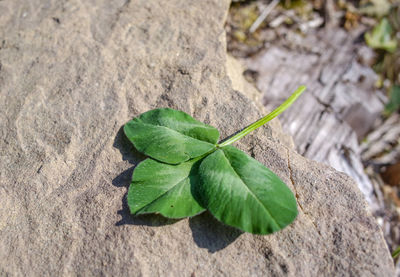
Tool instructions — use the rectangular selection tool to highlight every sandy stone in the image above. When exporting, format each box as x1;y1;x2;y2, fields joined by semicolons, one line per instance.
0;0;395;276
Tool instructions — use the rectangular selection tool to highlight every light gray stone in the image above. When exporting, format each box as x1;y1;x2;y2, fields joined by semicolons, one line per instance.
0;0;395;276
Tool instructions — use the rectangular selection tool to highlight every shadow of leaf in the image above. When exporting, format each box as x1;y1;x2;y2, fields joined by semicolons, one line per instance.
189;212;243;253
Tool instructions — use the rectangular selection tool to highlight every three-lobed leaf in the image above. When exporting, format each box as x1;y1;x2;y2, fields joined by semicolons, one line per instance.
124;100;303;234
124;108;219;164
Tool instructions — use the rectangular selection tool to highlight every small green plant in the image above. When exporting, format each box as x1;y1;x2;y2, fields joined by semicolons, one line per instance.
365;17;397;53
123;86;306;234
393;245;400;259
385;85;400;115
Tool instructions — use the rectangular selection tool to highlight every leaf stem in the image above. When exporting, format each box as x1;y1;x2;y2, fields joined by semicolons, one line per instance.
217;85;306;147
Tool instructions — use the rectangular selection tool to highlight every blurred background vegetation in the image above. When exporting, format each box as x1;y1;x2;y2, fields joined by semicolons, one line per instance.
228;0;399;111
225;0;400;271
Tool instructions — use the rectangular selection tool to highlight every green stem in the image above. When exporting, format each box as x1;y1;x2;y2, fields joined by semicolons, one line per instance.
393;246;400;259
218;85;306;147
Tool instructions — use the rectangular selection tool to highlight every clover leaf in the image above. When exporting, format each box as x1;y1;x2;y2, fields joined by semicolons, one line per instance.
128;156;205;218
124;108;219;164
195;146;297;234
123;85;306;234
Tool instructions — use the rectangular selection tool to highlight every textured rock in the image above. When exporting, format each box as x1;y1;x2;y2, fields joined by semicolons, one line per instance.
0;0;395;276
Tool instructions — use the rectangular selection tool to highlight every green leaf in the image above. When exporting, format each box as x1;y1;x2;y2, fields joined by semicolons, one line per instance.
384;85;400;115
124;108;219;164
365;18;397;53
196;146;298;234
128;157;205;218
123;87;305;233
393;246;400;259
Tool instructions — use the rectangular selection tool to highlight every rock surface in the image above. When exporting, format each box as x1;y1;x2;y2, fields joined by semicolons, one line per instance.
0;0;395;276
